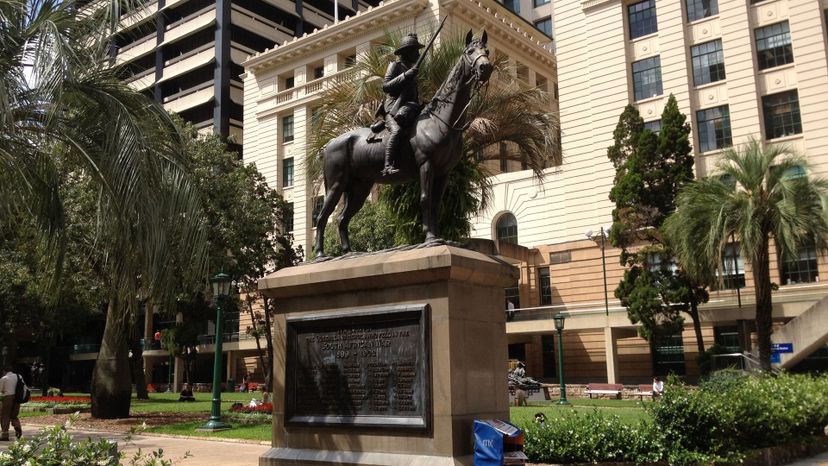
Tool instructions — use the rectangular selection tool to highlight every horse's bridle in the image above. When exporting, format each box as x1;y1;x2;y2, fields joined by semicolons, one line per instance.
431;43;490;131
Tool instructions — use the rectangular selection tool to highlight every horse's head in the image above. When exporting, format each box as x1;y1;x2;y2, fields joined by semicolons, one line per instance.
462;30;492;85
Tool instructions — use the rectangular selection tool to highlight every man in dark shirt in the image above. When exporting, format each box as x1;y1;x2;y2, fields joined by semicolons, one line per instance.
380;33;424;176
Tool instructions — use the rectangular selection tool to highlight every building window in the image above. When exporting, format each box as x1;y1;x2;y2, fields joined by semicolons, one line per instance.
718;242;745;290
628;0;657;39
691;39;726;86
714;326;741;352
311;195;324;226
647;253;678;274
282;115;294;142
500;158;509;173
345;54;356;67
632;56;663;101
313;66;324;79
503;0;519;13
538;267;552;306
644;120;661;133
505;281;520;310
508;343;526;362
536;74;548;92
496;213;518;244
652;333;686;376
755;21;794;70
284;202;294;233
686;0;717;22
780;239;818;285
533;0;549;6
541;335;557;378
549;250;571;264
282;158;294;188
696;105;732;152
534;17;552;37
285;76;294;89
762;90;802;140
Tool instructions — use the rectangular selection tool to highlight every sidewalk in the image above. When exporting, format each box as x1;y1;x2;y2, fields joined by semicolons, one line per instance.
784;451;828;466
2;423;269;466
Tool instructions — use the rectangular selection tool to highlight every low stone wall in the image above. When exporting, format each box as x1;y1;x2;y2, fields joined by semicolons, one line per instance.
541;384;655;400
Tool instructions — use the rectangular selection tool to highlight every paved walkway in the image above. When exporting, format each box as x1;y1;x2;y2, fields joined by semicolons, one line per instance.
3;422;827;465
1;423;269;466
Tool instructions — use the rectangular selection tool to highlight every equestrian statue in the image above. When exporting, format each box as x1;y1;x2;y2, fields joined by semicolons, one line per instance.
313;26;492;257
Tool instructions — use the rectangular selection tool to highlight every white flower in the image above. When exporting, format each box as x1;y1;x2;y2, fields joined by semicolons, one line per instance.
22;444;31;453
97;460;110;466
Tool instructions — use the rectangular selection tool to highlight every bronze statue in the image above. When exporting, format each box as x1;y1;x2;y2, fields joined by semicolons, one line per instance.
378;33;424;176
313;29;492;257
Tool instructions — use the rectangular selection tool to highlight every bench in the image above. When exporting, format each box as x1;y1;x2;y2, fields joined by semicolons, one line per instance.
635;384;654;400
585;383;623;399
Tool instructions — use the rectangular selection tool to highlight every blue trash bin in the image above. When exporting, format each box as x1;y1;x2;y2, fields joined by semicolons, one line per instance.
473;419;524;466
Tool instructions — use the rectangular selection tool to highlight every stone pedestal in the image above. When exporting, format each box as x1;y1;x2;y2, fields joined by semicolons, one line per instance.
257;245;517;466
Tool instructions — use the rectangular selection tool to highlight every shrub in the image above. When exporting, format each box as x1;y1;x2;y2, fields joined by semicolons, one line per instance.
0;416;186;466
230;402;272;414
649;371;828;463
520;409;665;464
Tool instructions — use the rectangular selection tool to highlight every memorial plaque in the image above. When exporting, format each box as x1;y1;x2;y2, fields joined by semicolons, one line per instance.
285;304;430;428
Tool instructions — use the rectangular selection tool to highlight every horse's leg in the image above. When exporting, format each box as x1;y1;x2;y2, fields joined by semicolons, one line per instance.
338;180;373;253
419;160;437;241
430;174;449;238
313;181;345;257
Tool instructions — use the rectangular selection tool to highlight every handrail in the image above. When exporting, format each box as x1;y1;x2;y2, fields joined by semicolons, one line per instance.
230;4;293;36
165;4;215;31
162;79;213;103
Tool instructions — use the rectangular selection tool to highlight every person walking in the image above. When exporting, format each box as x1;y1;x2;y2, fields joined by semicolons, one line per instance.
0;364;22;441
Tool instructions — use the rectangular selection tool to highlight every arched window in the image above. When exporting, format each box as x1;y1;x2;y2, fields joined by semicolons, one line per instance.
496;213;518;245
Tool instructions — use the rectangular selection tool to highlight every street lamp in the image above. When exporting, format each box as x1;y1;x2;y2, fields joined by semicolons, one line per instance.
199;272;233;431
553;313;569;405
585;227;610;316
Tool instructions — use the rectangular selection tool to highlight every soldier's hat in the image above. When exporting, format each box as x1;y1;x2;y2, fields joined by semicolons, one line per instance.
394;33;425;55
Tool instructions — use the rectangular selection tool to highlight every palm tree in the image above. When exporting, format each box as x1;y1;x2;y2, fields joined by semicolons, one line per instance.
663;138;828;370
306;30;559;246
1;0;206;417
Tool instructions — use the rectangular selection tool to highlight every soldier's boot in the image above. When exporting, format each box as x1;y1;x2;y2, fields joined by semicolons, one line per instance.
381;134;400;176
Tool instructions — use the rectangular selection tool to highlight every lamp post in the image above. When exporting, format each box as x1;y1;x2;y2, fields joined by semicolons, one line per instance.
553;313;569;405
199;272;233;431
586;227;610;316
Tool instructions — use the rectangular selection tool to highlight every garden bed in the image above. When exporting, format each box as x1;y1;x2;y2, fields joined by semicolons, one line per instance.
21;396;92;414
225;402;272;424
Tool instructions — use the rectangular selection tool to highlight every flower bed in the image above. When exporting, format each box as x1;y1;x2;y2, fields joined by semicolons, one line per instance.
226;402;272;424
22;396;92;414
230;402;272;414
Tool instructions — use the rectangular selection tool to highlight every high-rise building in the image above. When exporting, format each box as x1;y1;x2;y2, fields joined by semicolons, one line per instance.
114;0;380;154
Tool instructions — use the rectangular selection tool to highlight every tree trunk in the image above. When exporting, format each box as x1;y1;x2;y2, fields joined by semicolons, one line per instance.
92;297;133;419
245;295;268;381
262;297;275;390
129;316;149;399
752;236;774;372
689;302;705;354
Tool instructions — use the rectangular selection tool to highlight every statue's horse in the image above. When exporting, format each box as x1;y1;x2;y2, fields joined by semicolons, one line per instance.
313;30;492;256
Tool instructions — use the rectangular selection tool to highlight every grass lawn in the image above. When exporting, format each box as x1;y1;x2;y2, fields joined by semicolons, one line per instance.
509;399;651;426
130;392;255;414
19;411;51;419
144;420;271;442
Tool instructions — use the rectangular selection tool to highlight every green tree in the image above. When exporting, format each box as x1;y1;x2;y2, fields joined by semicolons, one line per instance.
171;119;301;391
608;96;708;352
306;30;558;247
0;0;207;418
323;199;396;256
663;138;828;370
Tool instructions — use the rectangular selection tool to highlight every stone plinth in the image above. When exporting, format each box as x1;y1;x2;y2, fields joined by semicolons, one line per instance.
258;245;517;466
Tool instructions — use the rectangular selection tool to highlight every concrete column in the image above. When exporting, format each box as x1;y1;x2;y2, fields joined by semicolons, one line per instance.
226;350;235;382
604;326;620;384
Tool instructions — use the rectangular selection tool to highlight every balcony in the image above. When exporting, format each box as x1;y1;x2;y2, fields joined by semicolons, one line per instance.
159;43;215;83
126;68;155;91
230;4;293;44
258;67;359;114
116;33;157;65
162;80;215;113
119;1;158;30
162;5;216;46
196;332;256;346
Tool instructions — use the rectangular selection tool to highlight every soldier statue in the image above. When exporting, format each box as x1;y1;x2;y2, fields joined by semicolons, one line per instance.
378;33;425;176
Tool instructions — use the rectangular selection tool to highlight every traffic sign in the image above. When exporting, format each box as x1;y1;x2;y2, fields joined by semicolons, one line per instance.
772;343;793;353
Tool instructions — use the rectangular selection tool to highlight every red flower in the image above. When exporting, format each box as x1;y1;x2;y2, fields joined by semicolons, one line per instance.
30;396;91;404
230;403;272;413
